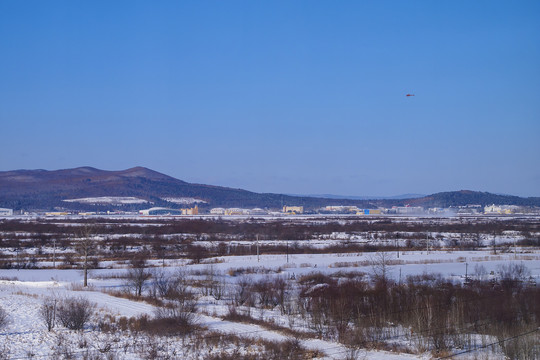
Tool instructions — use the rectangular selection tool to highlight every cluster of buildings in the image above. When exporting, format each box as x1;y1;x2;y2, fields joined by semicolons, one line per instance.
0;208;13;216
0;203;537;218
484;204;521;214
209;207;267;215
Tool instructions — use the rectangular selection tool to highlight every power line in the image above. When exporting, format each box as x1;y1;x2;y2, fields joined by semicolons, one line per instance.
437;327;539;359
319;319;493;357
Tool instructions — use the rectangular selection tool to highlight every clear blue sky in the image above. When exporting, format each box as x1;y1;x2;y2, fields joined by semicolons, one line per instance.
1;1;539;197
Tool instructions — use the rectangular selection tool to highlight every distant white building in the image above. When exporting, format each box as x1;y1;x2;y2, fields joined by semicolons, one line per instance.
210;208;226;215
393;206;424;214
484;204;519;214
249;208;267;215
225;208;250;215
0;208;13;216
324;206;359;213
139;207;182;216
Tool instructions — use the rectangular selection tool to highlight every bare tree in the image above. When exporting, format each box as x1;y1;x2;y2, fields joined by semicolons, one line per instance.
126;252;152;297
370;252;394;287
75;226;99;287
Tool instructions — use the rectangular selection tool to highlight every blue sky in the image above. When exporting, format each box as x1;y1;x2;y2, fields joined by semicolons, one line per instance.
1;1;539;197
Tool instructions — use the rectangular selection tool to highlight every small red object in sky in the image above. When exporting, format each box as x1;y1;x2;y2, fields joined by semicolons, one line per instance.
406;94;415;97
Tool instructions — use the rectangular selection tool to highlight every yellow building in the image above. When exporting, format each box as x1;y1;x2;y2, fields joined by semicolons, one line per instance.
283;206;303;214
182;206;198;215
225;208;247;215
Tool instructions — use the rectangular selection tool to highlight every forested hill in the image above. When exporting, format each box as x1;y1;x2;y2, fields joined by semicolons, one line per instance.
0;167;538;211
403;190;540;208
0;167;379;211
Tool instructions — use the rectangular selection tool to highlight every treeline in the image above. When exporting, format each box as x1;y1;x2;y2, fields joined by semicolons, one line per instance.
1;217;538;238
223;266;539;358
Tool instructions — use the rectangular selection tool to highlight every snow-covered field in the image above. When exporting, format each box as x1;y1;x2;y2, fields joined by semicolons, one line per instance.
1;249;537;359
0;215;538;359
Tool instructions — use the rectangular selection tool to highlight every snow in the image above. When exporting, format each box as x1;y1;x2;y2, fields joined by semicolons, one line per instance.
63;197;149;205
162;197;207;204
1;215;538;359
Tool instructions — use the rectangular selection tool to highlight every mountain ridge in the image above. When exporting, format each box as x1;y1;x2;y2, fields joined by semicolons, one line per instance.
0;167;539;211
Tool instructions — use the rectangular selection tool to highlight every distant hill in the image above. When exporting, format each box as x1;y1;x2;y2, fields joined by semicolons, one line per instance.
0;167;538;211
402;190;540;208
0;167;380;211
293;193;426;200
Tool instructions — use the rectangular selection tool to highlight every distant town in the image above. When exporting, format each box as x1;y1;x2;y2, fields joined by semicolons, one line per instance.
1;203;539;217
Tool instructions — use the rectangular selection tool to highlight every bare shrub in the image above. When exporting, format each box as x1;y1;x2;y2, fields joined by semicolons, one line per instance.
473;263;488;281
497;262;531;282
0;306;8;328
151;268;173;299
52;333;75;359
497;262;532;291
57;297;95;330
149;269;195;306
40;297;56;331
154;297;198;334
0;342;10;360
135;299;199;337
271;276;289;314
186;244;208;264
233;277;253;306
498;328;540;360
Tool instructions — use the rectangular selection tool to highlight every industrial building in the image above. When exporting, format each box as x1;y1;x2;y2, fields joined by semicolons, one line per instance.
356;209;382;215
0;208;13;216
45;212;69;216
390;206;424;215
225;208;249;215
139;207;183;216
484;204;518;214
325;206;359;213
139;206;198;216
210;208;226;215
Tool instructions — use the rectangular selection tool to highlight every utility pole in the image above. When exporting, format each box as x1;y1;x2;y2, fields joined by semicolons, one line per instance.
286;240;289;264
465;262;469;284
426;232;429;254
395;233;400;258
256;235;260;263
53;239;56;269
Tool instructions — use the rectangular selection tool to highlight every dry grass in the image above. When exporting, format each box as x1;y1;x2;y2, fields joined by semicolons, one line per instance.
223;307;313;340
102;289;164;307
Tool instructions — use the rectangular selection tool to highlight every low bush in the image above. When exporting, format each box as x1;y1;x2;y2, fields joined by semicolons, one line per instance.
0;306;8;328
57;297;95;330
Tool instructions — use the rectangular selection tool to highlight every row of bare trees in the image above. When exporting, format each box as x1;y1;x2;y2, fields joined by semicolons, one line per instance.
291;267;539;357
